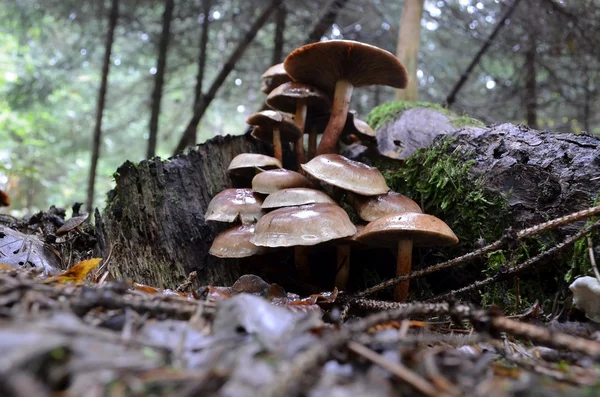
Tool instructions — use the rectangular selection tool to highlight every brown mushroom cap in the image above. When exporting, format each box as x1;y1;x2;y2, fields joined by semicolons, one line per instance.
56;213;90;236
301;154;390;196
228;153;282;178
247;110;302;143
262;188;335;209
284;40;408;95
204;188;265;224
251;203;356;247
261;63;291;94
252;169;315;195
357;212;458;247
349;191;422;222
266;82;331;115
209;224;269;258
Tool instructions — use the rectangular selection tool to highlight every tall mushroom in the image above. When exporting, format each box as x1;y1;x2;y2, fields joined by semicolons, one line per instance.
209;224;269;258
347;191;422;222
228;153;282;187
266;82;331;167
357;212;458;302
284;40;408;155
204;188;264;224
260;63;291;94
247;111;302;164
252;169;315;195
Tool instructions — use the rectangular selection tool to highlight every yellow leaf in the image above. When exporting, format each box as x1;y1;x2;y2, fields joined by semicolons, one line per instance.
0;263;14;271
45;258;102;283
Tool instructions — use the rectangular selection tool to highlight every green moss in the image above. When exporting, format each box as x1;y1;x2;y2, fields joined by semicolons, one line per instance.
367;101;451;130
367;100;484;131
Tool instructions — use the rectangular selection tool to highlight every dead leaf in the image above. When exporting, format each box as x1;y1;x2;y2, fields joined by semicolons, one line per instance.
45;258;102;283
0;190;10;207
133;282;160;294
0;226;61;275
0;263;14;270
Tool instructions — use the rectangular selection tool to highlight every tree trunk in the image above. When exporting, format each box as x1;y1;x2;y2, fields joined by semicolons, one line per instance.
96;135;269;288
147;0;175;159
271;2;286;65
173;0;282;155
86;0;119;213
525;33;537;129
445;0;522;108
304;0;349;45
395;0;424;101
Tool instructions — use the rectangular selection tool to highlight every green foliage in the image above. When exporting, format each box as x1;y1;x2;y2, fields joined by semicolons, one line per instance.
451;115;485;128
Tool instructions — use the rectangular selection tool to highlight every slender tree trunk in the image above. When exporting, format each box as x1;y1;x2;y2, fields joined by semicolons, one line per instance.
173;0;282;155
582;66;591;133
395;0;424;101
304;0;349;44
86;0;119;213
271;2;286;65
445;0;522;108
147;0;175;158
525;33;537;129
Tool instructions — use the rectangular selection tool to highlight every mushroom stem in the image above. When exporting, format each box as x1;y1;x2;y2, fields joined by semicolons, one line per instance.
294;99;307;168
308;125;318;160
334;244;351;290
316;79;354;155
273;127;282;163
295;246;311;282
395;239;413;302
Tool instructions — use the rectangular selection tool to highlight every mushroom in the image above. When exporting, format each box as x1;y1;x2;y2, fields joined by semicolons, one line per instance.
333;224;366;290
301;154;389;196
252;203;356;281
266;82;331;167
284;40;408;155
261;188;335;209
252;169;315;195
209;224;269;258
340;112;376;145
56;212;90;236
347;191;422;222
228;153;282;184
260;63;291;94
357;212;458;302
204;188;264;224
247;111;302;163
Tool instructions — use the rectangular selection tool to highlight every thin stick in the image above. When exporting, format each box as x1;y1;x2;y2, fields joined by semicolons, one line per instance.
347;341;446;397
588;236;600;283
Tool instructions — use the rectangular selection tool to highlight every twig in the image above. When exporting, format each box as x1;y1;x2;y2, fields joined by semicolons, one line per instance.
355;205;600;298
588;236;600;283
429;219;600;301
347;341;448;397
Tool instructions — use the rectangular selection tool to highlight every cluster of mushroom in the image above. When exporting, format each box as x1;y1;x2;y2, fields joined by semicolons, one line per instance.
205;40;459;302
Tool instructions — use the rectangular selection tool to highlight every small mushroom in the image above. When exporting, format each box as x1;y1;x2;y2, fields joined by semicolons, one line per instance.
260;63;291;94
209;224;269;258
266;82;331;167
252;169;315;195
284;40;408;155
333;224;366;290
252;203;356;281
56;212;90;237
228;153;282;181
261;188;335;209
247;111;302;163
347;191;422;222
204;188;264;224
301;154;389;196
357;212;458;302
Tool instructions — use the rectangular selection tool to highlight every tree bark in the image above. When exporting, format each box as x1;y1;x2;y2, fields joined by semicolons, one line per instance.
86;0;119;213
173;0;282;155
147;0;175;159
525;33;537;129
271;2;286;65
96;135;269;288
303;0;349;45
445;0;522;108
395;0;424;101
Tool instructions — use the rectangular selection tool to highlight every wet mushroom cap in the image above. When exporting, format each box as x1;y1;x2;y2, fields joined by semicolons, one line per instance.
204;188;265;224
228;153;282;178
260;63;291;94
301;154;390;196
284;40;408;95
266;82;331;114
251;203;356;247
209;224;269;258
349;191;422;222
262;188;335;209
247;110;302;143
357;212;458;247
252;169;315;195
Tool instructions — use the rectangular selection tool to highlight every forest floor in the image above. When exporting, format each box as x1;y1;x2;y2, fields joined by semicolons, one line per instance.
2;208;600;397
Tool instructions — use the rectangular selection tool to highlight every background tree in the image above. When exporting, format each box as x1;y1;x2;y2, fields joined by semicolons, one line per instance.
395;0;425;101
